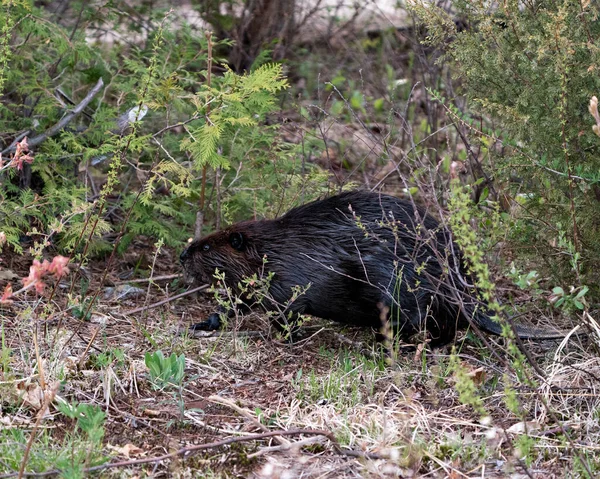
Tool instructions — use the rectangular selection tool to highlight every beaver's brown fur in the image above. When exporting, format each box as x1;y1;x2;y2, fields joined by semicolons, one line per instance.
180;190;558;345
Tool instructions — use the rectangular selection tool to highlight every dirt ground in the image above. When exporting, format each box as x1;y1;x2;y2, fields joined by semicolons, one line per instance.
1;243;599;479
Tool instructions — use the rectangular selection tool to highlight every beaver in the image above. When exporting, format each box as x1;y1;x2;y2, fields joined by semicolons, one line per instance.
180;190;560;345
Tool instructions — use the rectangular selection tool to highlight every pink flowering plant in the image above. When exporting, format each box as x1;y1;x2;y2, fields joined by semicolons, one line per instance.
0;137;34;172
0;255;70;303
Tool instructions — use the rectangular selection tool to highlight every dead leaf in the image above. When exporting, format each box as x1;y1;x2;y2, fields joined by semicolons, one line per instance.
16;381;44;410
0;269;17;280
107;443;145;458
142;408;161;417
507;420;542;434
466;366;486;386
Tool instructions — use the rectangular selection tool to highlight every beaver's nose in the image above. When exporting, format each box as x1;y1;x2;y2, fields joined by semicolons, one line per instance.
180;248;190;264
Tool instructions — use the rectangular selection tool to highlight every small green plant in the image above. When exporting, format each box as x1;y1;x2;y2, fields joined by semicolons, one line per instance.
265;282;312;341
144;350;186;391
209;258;313;343
54;401;109;476
437;437;489;467
549;285;589;313
448;352;486;417
70;282;94;321
254;407;278;427
90;348;125;370
446;183;539;425
508;264;541;292
57;402;106;446
291;348;385;408
0;426;108;476
514;434;536;467
508;260;589;314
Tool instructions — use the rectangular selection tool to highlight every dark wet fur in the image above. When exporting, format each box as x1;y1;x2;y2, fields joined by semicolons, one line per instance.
180;191;557;345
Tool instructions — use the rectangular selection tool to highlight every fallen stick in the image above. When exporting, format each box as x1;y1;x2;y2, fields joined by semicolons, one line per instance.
122;284;208;316
114;274;180;285
208;395;291;446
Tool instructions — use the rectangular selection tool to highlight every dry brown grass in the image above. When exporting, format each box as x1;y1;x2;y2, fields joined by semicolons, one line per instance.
1;252;599;478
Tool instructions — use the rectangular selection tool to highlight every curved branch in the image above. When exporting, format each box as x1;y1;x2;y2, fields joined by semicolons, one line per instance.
1;78;104;155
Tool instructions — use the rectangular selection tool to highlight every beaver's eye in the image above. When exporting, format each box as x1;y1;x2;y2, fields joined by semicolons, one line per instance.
202;244;210;252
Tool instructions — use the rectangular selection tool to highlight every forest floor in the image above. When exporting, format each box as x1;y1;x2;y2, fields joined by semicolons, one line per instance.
1;242;599;478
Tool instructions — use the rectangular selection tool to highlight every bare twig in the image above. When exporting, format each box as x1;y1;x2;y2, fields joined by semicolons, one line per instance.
208;395;291;446
152;115;200;138
1;130;31;154
185;329;265;339
122;284;208;316
77;326;100;368
247;436;325;458
114;274;180;285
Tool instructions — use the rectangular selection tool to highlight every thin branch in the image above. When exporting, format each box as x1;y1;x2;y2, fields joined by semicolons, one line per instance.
122;284;208;316
1;130;31;154
114;274;179;285
208;395;290;447
152;115;200;138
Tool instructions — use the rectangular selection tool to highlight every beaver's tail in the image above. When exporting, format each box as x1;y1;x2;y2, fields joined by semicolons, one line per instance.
473;312;571;340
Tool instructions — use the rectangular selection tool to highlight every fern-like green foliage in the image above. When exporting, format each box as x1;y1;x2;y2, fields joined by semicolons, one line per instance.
0;191;29;254
0;3;202;256
182;63;288;170
0;2;326;262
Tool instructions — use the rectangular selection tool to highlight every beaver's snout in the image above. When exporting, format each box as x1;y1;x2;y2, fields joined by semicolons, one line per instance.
180;247;191;264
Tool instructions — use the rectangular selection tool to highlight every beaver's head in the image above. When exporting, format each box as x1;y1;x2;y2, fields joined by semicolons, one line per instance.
180;228;256;287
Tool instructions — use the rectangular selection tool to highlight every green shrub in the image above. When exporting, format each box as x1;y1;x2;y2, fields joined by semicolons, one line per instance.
409;0;600;299
0;3;324;261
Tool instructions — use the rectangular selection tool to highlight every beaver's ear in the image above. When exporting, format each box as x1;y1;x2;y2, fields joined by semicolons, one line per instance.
229;232;245;251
